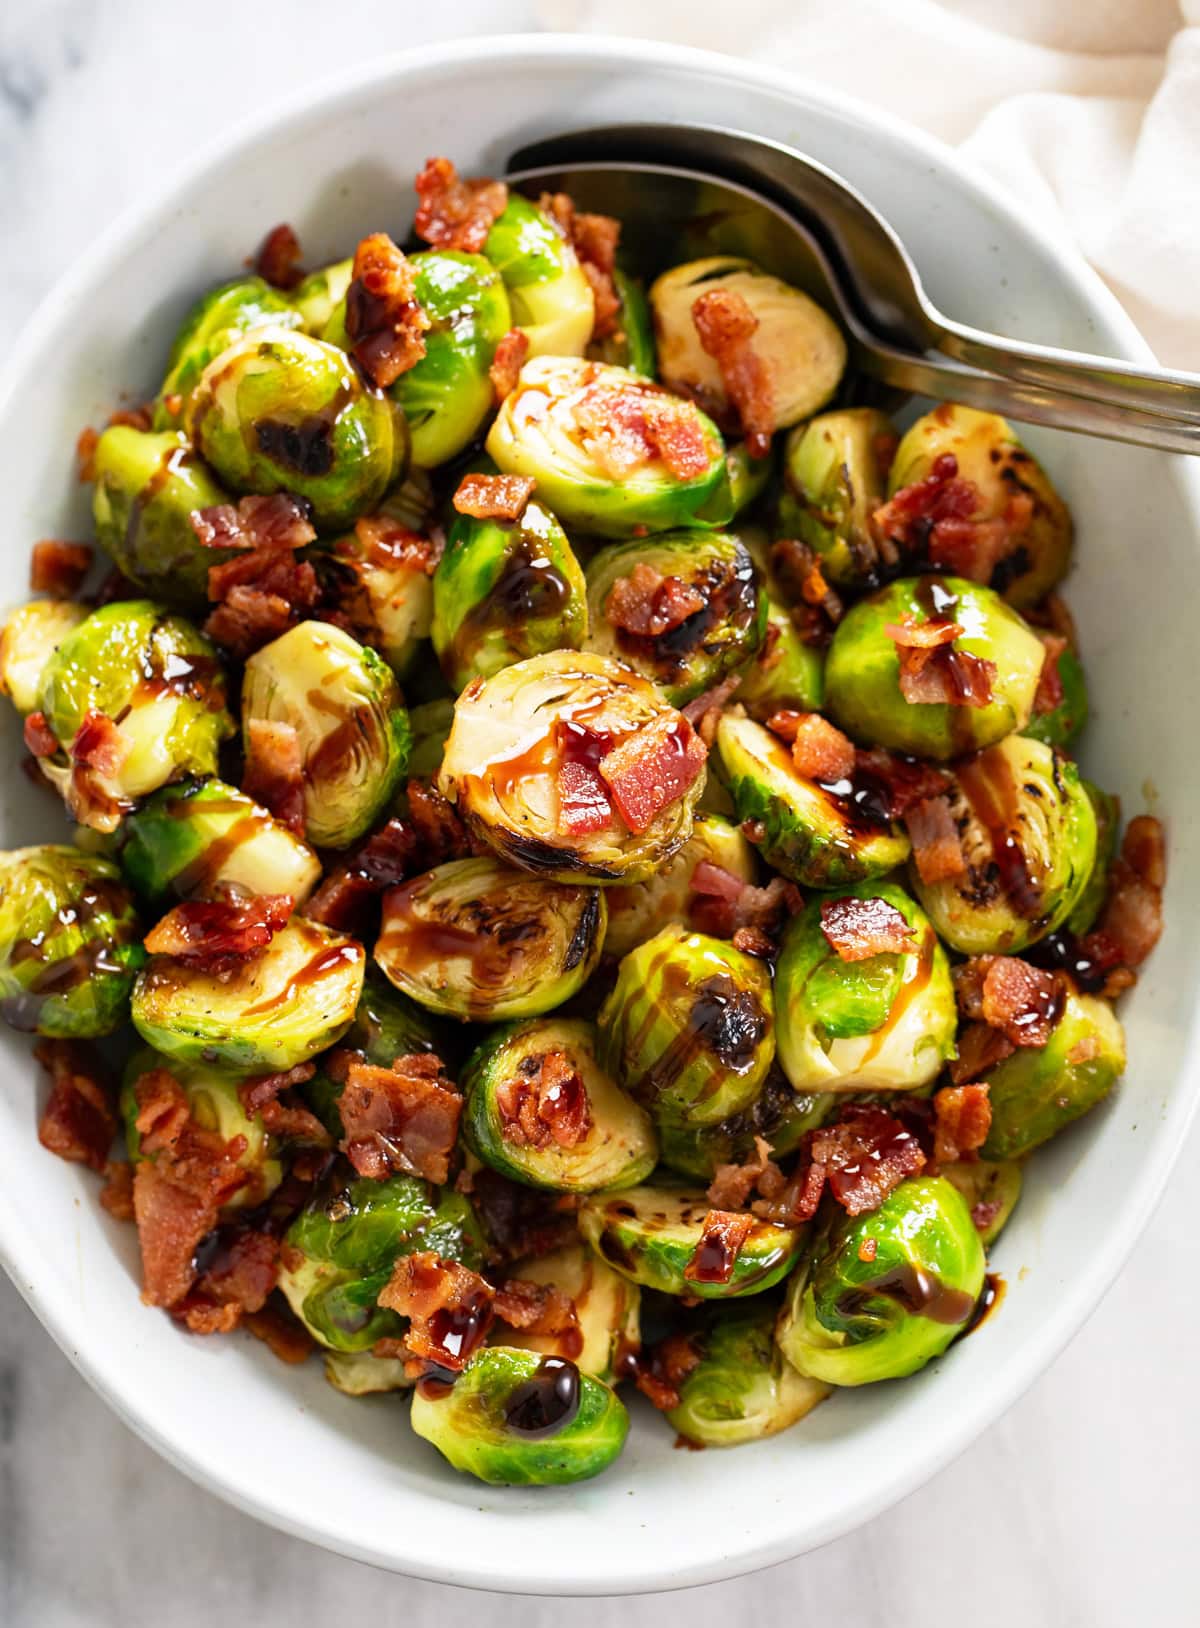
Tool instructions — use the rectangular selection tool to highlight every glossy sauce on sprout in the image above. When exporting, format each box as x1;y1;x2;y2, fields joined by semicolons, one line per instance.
838;1261;977;1326
955;745;1043;918
453;531;573;671
503;1356;582;1438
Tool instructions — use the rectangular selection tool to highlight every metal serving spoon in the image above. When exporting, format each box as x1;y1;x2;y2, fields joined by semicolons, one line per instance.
508;123;1200;454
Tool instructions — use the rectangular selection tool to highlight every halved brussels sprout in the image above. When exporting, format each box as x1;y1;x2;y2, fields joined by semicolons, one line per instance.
154;274;302;426
321;522;435;680
982;989;1125;1158
1066;782;1118;937
941;1157;1023;1247
280;1169;485;1351
410;1346;628;1486
462;1016;657;1192
716;714;910;888
1024;640;1088;750
242;621;410;849
774;882;956;1093
0;846;143;1036
185;327;406;530
824;575;1045;761
433;495;588;691
665;1304;831;1447
486;356;731;539
484;193;595;358
406;698;455;781
599;925;775;1127
778;409;897;589
376;858;605;1022
726;441;776;519
602;812;756;960
734;594;825;721
587;267;656;376
776;1174;985;1385
650;256;846;432
584;530;765;705
579;1183;803;1300
292;258;353;335
324;1350;413;1397
131;915;364;1074
886;405;1073;608
501;1243;640;1383
0;599;86;715
437;650;706;884
119;778;321;906
909;734;1098;955
656;1069;832;1182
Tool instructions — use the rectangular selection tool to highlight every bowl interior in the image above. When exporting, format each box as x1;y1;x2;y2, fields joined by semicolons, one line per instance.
1;36;1196;1595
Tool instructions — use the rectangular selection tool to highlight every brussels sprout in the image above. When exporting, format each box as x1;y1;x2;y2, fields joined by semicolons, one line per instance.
131;915;364;1074
432;496;588;691
280;1169;485;1351
602;812;756;960
437;650;706;884
0;600;86;715
909;734;1097;955
599;925;775;1127
119;778;321;906
462;1016;657;1192
0;846;143;1036
378;463;435;535
941;1158;1023;1247
733;595;825;721
486;356;731;539
376;857;605;1023
716;714;910;888
665;1304;831;1447
774;882;956;1094
657;1069;833;1182
778;409;897;589
579;1183;803;1300
242;621;410;849
321;522;435;680
37;601;233;829
726;441;776;519
406;698;455;781
323;1350;413;1397
777;1174;985;1385
584;530;765;705
292;258;353;335
886;405;1073;608
410;1346;628;1485
1066;782;1119;937
501;1243;640;1383
587;267;656;376
185;327;406;530
484;194;595;358
824;575;1045;761
982;989;1125;1158
650;257;846;433
154;274;302;425
1023;640;1088;750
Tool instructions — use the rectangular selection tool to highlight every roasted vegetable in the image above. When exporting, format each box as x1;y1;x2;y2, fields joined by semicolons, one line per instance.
665;1304;830;1447
602;812;757;960
0;599;86;715
941;1158;1023;1247
656;1069;832;1182
778;408;896;589
1024;641;1088;750
292;258;353;335
981;989;1125;1158
501;1243;640;1383
154;274;301;426
484;193;595;358
320;521;435;680
588;267;655;376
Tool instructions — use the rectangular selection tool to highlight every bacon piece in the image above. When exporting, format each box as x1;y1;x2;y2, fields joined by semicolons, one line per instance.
30;540;91;598
871;450;1033;584
767;709;855;782
306;789;471;932
732;925;774;958
203;587;291;658
76;425;100;482
23;710;58;758
688;866;802;942
598;714;706;834
906;794;966;884
413;157;508;255
339;1054;462;1184
853;748;952;819
634;1331;701;1413
814;1107;927;1216
495;1051;592;1151
680;674;741;747
949;1020;1015;1087
244;1302;315;1364
573;381;710;482
144;890;292;967
195;494;319;657
378;1250;494;1370
1033;633;1067;715
191;492;316;554
493;1277;580;1340
35;1039;115;1172
1080;815;1165;979
344;232;429;388
539;191;621;341
452;472;536;522
769;537;845;639
99;1159;136;1221
557;758;613;837
683;1209;755;1285
254;223;303;290
706;1135;777;1211
955;954;1064;1048
605;562;705;638
489;327;530;404
237;1062;329;1149
820;895;918;962
243;718;305;836
71;710;128;777
691;287;774;458
932;1084;992;1167
886;613;996;707
175;1226;281;1334
238;1061;317;1118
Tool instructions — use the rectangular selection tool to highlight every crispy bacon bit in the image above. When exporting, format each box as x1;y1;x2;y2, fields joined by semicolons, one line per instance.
495;1051;592;1151
767;710;855;783
759;1107;925;1225
820;895;918;962
413;157;508;255
539;191;622;341
493;1277;580;1341
99;1159;136;1221
344;231;429;388
689;866;802;942
1033;633;1067;715
949;1020;1013;1086
557;757;613;837
886;613;996;707
243;718;305;836
956;954;1064;1048
634;1331;702;1413
108;403;154;432
191;492;316;554
871;451;1033;583
574;380;710;482
598;714;707;835
680;675;741;747
605;562;705;638
339;1054;462;1185
244;1302;315;1364
452;471;536;523
35;1040;115;1172
683;1210;755;1285
706;1135;777;1211
732;925;774;958
175;1226;282;1334
933;1084;992;1167
854;748;952;818
238;1061;317;1118
71;710;128;777
23;710;58;758
691;288;774;458
1078;815;1166;985
254;223;304;289
906;794;966;884
76;426;99;482
195;494;319;657
489;327;530;404
378;1250;494;1370
306;789;471;932
30;540;91;598
144;890;292;967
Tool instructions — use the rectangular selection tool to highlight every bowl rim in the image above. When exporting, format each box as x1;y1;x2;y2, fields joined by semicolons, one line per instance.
2;30;1198;1595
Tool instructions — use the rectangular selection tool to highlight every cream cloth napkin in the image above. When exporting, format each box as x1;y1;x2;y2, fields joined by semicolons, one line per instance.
537;0;1200;369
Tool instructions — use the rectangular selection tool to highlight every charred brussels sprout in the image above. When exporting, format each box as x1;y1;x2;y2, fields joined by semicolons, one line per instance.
376;858;605;1022
432;496;588;691
716;714;909;888
602;812;756;960
484;194;595;358
486;356;731;539
131;915;364;1074
825;575;1045;761
0;599;85;715
777;1174;985;1385
774;883;956;1094
292;258;353;335
410;1347;628;1486
1024;640;1088;750
887;406;1072;608
321;522;435;680
437;650;706;884
185;327;406;530
242;621;410;849
909;735;1097;955
462;1016;657;1192
650;256;846;432
119;778;321;906
598;926;775;1127
666;1304;830;1447
982;990;1125;1158
280;1170;485;1351
501;1243;640;1383
584;530;765;705
657;1069;832;1183
587;267;655;376
941;1157;1023;1247
579;1184;803;1300
779;409;897;589
154;274;302;426
0;847;143;1036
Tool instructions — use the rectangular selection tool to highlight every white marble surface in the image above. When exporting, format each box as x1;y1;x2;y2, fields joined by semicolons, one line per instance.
1;3;1198;1623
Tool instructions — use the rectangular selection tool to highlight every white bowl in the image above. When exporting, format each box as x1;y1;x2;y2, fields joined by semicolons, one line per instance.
1;32;1196;1596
